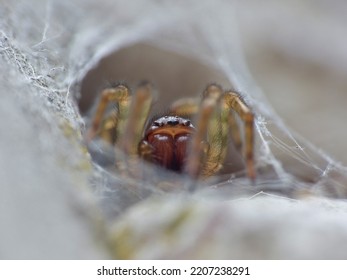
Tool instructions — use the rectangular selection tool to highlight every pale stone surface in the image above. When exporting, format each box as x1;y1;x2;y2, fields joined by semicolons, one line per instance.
0;1;107;259
110;195;347;259
0;64;107;259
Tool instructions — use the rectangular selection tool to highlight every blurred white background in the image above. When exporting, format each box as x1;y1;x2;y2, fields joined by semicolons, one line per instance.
235;0;347;165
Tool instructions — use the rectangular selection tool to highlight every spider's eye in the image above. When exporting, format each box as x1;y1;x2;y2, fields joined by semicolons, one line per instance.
183;120;191;126
167;120;179;126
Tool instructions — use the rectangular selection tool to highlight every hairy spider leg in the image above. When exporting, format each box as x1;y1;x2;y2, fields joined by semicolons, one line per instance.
88;83;154;177
200;84;229;177
228;110;242;151
170;85;255;181
223;91;255;180
184;84;227;178
118;82;153;156
87;85;131;143
97;111;118;144
169;97;199;118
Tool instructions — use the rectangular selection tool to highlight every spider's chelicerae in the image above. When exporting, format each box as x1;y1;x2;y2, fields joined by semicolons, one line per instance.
87;82;255;180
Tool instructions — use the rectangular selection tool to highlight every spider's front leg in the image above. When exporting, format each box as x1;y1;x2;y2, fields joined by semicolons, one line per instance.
179;84;256;181
223;91;256;181
185;84;227;178
118;82;153;156
86;84;130;143
87;82;153;165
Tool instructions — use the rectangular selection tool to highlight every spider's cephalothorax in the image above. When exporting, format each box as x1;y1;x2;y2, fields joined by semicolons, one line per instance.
139;116;195;172
87;82;255;181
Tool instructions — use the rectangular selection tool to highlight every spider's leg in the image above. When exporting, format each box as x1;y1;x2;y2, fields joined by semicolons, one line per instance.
201;85;230;177
118;82;153;156
97;111;118;144
169;97;199;117
87;85;130;142
185;84;227;178
223;91;255;180
228;111;242;151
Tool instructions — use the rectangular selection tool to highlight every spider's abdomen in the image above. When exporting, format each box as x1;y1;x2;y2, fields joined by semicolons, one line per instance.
141;116;195;172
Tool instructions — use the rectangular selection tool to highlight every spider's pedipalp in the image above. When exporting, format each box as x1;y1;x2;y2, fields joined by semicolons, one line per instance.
138;139;154;162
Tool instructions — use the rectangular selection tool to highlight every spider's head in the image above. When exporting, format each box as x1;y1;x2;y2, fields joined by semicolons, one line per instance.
141;116;195;172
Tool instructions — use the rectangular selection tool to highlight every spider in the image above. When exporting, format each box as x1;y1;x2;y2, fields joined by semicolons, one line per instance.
86;82;255;181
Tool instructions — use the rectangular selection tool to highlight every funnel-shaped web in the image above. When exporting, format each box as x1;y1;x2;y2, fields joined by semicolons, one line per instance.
2;0;347;259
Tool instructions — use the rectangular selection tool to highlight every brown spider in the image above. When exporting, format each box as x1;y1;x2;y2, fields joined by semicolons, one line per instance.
86;82;255;180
